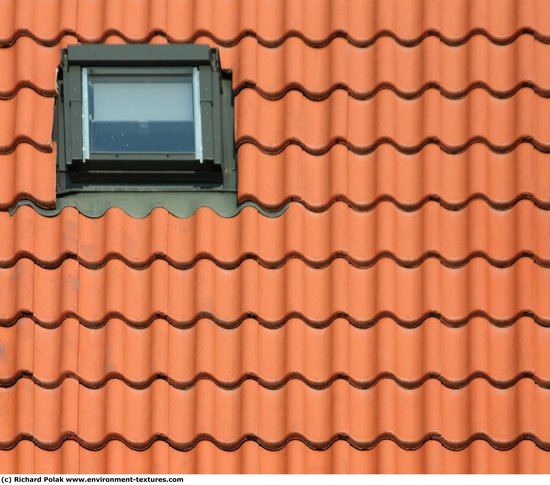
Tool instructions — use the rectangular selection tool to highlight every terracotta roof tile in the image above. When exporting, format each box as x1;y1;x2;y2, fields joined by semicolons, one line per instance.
238;143;550;210
1;0;549;473
1;201;549;269
9;79;550;156
4;35;550;100
0;146;55;209
0;36;61;99
0;0;77;46
1;258;548;326
1;316;548;389
1;378;549;451
1;39;550;207
3;439;550;474
2;0;550;47
235;88;550;154
0;90;53;152
219;34;550;99
2;138;549;213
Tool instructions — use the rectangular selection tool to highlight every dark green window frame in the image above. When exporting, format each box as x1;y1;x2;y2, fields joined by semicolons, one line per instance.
55;44;236;193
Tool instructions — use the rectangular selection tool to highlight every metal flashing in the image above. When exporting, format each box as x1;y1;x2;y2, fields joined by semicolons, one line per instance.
11;192;288;219
66;44;214;66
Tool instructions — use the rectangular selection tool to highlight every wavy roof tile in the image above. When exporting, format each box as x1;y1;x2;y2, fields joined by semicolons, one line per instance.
1;201;549;268
4;35;550;100
2;378;549;450
0;0;549;474
3;440;550;474
2;0;550;46
1;258;548;326
1;316;548;389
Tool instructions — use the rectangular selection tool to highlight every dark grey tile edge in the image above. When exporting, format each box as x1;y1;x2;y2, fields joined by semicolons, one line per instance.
10;192;288;219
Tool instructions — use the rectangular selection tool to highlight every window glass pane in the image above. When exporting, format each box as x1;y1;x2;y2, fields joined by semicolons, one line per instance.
87;74;195;153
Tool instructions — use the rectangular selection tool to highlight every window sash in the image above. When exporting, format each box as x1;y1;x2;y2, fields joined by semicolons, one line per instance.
81;67;202;161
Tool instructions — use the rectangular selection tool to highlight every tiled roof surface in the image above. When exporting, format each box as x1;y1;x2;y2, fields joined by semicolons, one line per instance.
0;0;549;474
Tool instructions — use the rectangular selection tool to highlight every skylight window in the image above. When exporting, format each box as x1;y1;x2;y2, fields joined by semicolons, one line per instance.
54;45;235;193
83;71;199;156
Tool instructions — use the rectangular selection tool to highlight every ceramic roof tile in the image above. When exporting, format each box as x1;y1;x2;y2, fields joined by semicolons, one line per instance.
0;90;53;152
9;83;550;156
4;35;550;100
2;138;550;212
0;0;77;46
1;378;549;451
0;200;549;269
1;316;548;389
0;146;55;209
3;439;550;474
237;143;550;210
234;88;550;153
0;258;548;326
2;0;550;46
0;0;549;474
217;33;550;99
2;40;550;207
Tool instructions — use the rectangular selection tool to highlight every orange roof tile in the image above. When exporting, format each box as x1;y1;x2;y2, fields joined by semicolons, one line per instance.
1;258;548;326
237;143;550;210
1;201;549;268
3;440;550;474
0;146;55;209
2;0;550;47
0;0;549;474
1;379;549;450
5;85;550;155
1;316;548;389
4;35;550;100
234;89;550;154
3;143;550;212
0;90;53;152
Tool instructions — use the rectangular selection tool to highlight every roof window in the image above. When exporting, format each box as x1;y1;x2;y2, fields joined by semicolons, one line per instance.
54;44;236;193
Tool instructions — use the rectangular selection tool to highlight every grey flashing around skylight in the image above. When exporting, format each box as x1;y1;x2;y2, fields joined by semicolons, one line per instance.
12;193;289;219
66;44;215;67
55;44;236;194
